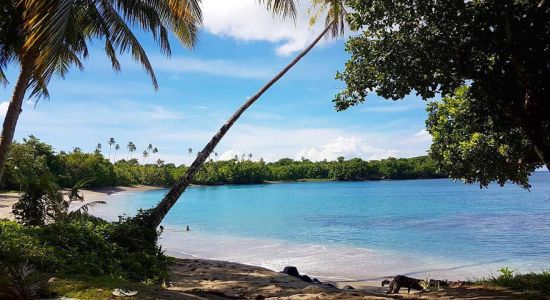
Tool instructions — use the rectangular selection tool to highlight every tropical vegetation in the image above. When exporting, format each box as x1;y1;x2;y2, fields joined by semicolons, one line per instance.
0;0;202;182
334;0;549;187
1;136;445;191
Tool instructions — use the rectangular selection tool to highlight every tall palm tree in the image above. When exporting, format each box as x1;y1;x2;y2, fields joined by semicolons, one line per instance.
95;143;102;154
148;0;347;227
142;150;149;164
147;144;153;163
152;147;158;160
114;143;120;162
107;137;115;161
188;147;193;156
0;0;202;181
127;142;135;159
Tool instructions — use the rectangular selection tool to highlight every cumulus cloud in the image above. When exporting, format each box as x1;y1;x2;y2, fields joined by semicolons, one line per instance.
202;0;339;56
218;149;246;161
297;136;397;161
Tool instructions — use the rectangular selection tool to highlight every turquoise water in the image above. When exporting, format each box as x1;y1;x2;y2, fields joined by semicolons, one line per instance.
91;172;550;280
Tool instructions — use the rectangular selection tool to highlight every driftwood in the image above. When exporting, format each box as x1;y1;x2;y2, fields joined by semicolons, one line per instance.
382;275;449;294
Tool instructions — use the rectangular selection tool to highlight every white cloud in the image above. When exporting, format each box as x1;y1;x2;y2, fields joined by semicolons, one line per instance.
202;0;340;56
211;124;428;163
218;149;246;161
413;129;432;142
0;101;9;117
148;105;185;120
297;136;397;161
153;56;274;79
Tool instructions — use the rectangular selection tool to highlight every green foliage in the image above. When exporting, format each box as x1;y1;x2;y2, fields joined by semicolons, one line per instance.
0;260;47;300
11;175;54;226
57;151;116;188
477;268;550;294
0;214;168;281
2;136;446;192
335;0;550;186
427;87;540;188
2;136;61;190
12;175;100;226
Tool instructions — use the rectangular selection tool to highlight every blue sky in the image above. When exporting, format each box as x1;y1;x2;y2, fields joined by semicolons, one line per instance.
0;0;431;165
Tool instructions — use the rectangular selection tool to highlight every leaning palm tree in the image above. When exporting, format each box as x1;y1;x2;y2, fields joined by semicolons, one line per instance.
107;137;115;161
0;0;202;181
148;0;347;227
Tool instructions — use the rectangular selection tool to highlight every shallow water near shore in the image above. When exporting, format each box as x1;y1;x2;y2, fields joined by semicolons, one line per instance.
89;172;550;281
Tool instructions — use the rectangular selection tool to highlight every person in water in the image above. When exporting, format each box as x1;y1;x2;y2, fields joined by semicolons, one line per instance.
186;225;190;231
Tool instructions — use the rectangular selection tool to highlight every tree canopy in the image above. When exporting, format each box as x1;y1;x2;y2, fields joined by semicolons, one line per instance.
335;0;550;186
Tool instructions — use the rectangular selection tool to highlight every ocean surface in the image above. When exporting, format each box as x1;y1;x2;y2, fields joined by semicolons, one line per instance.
89;172;550;281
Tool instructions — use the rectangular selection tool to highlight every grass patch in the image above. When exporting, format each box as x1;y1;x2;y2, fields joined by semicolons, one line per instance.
475;268;550;295
46;276;165;300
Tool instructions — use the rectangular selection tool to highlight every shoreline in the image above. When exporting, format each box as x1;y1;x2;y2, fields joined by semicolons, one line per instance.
2;183;547;299
0;184;162;220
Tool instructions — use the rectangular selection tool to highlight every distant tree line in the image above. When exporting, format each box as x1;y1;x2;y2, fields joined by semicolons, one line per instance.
1;136;446;190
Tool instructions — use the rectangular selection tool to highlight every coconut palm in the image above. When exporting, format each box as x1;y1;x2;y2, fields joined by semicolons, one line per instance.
146;144;153;163
114;144;120;162
188;147;193;156
152;147;158;160
142;151;149;164
95;143;102;154
127;142;136;159
147;0;346;227
0;0;202;181
107;137;115;161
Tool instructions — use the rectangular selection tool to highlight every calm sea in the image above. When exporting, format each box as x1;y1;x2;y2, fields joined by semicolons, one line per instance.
90;172;550;281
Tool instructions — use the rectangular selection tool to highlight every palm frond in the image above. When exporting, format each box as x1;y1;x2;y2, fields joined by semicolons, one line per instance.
308;0;346;39
258;0;297;21
73;200;106;215
0;260;46;300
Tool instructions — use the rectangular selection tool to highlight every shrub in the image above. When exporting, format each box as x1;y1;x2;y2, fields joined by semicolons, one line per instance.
0;213;169;281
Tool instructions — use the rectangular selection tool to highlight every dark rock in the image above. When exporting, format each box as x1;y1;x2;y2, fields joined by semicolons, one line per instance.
342;285;355;290
323;283;336;288
281;266;300;277
301;275;313;283
312;278;321;283
254;295;265;300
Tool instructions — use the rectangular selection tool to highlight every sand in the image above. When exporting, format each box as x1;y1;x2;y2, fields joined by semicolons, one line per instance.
0;191;18;220
165;258;527;299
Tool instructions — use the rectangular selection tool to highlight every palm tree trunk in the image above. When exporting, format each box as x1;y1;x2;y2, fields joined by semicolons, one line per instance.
0;59;33;182
148;23;333;228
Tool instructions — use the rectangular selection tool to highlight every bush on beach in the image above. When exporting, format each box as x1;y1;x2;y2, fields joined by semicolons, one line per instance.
0;212;169;281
